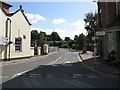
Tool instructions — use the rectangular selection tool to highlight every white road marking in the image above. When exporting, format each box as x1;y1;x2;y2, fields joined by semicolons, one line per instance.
63;61;72;66
65;61;71;64
49;57;62;65
12;68;34;78
72;74;82;78
46;74;55;78
29;74;42;78
87;75;99;78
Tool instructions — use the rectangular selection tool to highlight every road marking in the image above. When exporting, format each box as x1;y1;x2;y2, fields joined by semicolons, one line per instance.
63;61;72;66
12;68;34;78
46;74;55;78
49;57;62;65
29;74;42;78
87;75;99;78
65;61;71;64
72;74;82;78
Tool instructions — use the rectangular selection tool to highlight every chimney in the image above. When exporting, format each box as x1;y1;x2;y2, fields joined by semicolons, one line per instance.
20;5;22;9
0;0;12;14
20;5;24;12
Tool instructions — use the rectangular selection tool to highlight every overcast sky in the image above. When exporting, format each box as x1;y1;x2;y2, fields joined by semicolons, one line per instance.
9;2;97;39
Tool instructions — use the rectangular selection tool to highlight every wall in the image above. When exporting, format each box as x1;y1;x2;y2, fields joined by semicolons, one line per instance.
98;2;120;29
103;27;120;61
48;47;59;53
9;10;32;59
0;8;7;60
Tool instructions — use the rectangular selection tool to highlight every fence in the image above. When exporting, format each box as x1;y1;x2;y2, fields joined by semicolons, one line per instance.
48;47;59;53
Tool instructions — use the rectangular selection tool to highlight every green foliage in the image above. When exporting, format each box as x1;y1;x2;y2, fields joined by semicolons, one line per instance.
31;30;39;47
84;12;99;38
64;37;71;41
31;30;62;47
50;32;61;41
74;33;86;50
38;31;48;47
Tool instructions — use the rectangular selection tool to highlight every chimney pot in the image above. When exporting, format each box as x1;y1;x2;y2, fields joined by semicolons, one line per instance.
20;5;22;9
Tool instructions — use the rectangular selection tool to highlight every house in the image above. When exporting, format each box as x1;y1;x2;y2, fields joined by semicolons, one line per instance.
0;1;34;61
98;1;120;60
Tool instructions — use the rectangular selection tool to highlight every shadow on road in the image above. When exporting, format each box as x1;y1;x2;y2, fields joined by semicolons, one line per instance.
2;59;120;88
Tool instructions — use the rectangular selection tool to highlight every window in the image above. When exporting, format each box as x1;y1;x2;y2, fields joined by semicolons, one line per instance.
23;35;26;39
15;38;22;51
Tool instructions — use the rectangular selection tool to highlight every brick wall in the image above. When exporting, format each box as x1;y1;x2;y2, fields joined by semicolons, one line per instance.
98;2;120;29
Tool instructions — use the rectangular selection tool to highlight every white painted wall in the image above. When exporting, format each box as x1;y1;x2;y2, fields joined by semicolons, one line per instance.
0;8;34;60
0;8;8;60
9;10;33;58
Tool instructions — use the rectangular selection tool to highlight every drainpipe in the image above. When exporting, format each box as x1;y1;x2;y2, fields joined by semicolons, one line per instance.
8;18;12;61
4;18;8;61
5;18;12;61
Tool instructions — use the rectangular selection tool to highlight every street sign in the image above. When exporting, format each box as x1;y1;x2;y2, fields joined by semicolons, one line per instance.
0;37;8;45
96;31;105;36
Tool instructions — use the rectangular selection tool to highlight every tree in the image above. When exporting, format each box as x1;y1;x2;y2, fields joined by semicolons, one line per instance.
75;33;86;50
50;32;61;46
38;31;48;47
37;31;48;54
31;30;39;47
50;32;61;41
64;37;71;41
84;12;99;51
84;12;99;38
74;35;78;41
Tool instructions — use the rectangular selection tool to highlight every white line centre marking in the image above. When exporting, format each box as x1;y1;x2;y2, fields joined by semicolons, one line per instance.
49;57;62;65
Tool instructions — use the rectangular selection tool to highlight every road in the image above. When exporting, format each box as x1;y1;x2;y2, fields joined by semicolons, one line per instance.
1;49;120;88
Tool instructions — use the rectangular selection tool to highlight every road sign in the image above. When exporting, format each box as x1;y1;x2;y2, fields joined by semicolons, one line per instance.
0;37;8;45
96;31;105;36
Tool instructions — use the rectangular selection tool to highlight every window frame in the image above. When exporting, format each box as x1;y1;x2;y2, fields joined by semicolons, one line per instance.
15;37;22;52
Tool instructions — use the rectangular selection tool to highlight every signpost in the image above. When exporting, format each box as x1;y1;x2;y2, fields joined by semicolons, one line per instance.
92;31;105;66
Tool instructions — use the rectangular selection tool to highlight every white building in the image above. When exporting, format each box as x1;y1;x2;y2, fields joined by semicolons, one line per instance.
0;1;34;60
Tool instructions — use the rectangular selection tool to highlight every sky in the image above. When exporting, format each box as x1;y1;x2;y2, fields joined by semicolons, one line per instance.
9;2;97;40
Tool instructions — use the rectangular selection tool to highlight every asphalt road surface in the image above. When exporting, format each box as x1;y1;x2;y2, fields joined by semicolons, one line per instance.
1;49;120;88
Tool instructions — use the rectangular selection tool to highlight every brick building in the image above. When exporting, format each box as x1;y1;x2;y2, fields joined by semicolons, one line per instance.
98;1;120;60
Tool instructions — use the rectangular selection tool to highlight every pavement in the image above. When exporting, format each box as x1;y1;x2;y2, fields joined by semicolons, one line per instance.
78;51;120;76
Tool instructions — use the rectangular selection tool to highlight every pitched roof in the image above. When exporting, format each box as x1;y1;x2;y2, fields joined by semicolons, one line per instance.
1;7;31;25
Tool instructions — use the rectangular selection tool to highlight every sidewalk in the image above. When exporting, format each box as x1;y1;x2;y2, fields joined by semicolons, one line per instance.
79;51;120;76
0;56;43;66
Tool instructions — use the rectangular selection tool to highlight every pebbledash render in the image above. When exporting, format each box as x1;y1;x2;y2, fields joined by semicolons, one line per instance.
0;1;34;60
